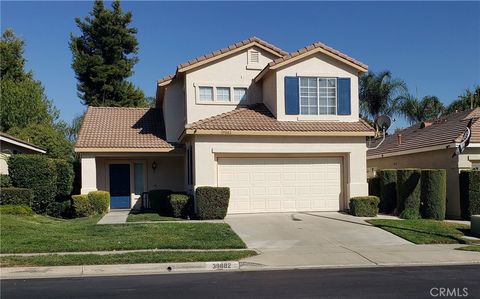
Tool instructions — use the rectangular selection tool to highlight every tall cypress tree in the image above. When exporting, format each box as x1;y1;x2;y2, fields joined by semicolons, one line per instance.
70;0;145;107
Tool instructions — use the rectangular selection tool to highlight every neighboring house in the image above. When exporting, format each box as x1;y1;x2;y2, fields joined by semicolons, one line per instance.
367;108;480;218
0;132;47;174
75;37;374;213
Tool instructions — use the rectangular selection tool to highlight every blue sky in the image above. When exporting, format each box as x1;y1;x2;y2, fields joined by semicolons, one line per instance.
1;1;479;130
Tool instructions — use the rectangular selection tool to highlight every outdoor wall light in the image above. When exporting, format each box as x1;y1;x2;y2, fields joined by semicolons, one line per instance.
152;161;157;171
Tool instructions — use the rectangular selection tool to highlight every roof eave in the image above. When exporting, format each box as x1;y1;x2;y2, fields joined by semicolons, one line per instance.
185;129;374;137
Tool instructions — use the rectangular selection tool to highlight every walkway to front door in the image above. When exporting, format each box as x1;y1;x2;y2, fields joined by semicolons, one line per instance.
109;164;131;209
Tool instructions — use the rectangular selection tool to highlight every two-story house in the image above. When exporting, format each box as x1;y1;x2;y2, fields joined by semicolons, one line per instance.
75;37;374;213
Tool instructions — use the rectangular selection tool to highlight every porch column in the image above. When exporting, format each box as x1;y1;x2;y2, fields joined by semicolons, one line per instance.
347;149;368;199
80;154;97;194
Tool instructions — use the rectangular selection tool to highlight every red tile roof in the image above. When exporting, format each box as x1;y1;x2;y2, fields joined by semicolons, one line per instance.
367;108;480;157
186;104;374;134
75;107;174;150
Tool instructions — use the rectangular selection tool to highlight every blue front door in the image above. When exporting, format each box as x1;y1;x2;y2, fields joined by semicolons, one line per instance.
109;164;130;209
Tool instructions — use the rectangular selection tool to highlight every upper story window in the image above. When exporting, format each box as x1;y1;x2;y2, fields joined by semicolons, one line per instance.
196;85;248;104
299;77;337;115
216;87;231;101
199;86;213;101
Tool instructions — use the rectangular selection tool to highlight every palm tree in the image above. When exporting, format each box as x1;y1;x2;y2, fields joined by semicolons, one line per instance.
446;85;480;114
398;94;445;125
359;71;408;126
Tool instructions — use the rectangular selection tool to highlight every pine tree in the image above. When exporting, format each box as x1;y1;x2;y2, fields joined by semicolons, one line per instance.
70;0;145;107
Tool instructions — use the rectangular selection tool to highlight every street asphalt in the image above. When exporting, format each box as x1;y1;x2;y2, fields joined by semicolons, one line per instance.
2;265;479;299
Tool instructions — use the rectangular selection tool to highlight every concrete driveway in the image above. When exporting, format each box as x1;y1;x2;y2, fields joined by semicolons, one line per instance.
225;212;480;268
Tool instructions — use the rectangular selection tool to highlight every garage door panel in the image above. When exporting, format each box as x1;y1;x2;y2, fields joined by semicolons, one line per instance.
218;157;343;214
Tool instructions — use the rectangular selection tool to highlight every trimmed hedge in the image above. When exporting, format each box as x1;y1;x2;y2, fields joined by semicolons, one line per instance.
1;174;12;188
53;159;74;198
46;200;71;218
0;187;34;206
8;154;57;213
420;169;446;220
88;191;110;214
377;169;397;214
349;196;380;217
0;204;34;216
459;170;480;220
368;177;381;197
72;194;92;217
195;187;230;220
397;169;422;219
169;194;189;218
149;189;173;215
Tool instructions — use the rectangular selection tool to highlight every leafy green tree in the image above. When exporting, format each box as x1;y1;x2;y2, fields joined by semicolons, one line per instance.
446;85;480;114
70;0;145;107
8;123;74;161
399;95;445;124
359;70;407;125
0;29;57;131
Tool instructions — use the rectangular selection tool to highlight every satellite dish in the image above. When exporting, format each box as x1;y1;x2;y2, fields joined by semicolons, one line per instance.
375;115;391;131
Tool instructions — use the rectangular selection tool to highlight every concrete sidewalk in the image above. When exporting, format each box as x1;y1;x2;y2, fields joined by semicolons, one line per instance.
97;210;129;224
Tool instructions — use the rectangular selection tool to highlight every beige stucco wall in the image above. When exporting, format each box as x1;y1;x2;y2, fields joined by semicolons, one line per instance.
274;53;360;122
0;153;9;175
184;46;278;124
80;153;185;209
192;134;369;209
162;79;186;143
367;147;480;218
262;71;277;117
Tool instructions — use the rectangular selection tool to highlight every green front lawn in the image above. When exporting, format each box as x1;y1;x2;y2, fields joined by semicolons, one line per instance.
0;250;257;267
0;214;246;253
126;211;181;222
367;219;474;244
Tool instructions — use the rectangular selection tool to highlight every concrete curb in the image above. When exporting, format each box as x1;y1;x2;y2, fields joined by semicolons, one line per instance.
0;261;240;280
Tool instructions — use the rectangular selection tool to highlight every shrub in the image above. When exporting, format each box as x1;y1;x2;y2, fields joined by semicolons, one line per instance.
46;200;72;218
368;177;381;197
8;154;57;213
420;169;446;220
169;193;189;218
0;187;34;206
72;194;93;217
88;191;110;214
397;169;421;219
459;170;480;220
349;196;380;217
53;159;74;199
195;187;230;220
0;204;34;216
377;169;397;214
0;174;12;188
149;189;172;215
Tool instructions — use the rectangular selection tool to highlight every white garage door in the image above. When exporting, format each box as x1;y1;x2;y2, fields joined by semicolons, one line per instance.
218;157;343;214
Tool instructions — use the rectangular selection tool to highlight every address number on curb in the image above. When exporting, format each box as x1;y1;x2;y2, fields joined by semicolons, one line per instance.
206;261;240;271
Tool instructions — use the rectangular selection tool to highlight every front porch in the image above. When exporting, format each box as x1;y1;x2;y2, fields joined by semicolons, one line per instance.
80;152;185;210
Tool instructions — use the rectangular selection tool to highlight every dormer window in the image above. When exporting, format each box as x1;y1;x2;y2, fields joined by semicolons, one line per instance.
299;77;337;115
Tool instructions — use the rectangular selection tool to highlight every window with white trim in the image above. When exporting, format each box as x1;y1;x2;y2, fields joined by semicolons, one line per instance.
234;88;247;102
216;87;231;101
198;86;213;101
299;77;337;115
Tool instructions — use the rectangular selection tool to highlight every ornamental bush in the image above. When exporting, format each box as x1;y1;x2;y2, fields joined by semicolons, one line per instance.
0;187;34;206
0;204;34;216
349;196;380;217
0;174;12;188
368;177;381;197
72;194;93;217
397;168;422;219
169;193;190;218
53;159;74;199
420;169;446;220
195;187;230;220
377;169;397;214
459;170;480;220
149;189;173;215
8;154;57;213
88;191;110;214
45;200;72;218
